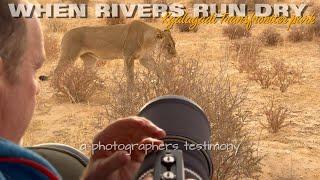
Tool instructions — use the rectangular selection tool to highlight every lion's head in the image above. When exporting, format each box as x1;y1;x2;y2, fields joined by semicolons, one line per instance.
156;29;177;58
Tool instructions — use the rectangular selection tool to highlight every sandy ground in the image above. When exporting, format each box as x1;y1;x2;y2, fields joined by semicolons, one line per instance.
22;0;320;179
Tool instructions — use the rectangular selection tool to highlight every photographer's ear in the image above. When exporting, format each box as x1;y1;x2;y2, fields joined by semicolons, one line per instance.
0;57;4;78
0;57;6;87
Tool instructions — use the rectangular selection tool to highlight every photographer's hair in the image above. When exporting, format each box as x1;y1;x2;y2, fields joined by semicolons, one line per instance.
0;0;27;83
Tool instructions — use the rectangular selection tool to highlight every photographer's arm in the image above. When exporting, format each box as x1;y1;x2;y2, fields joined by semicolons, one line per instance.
81;117;166;180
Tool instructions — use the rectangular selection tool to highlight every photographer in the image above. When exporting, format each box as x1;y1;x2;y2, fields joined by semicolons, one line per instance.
0;0;165;179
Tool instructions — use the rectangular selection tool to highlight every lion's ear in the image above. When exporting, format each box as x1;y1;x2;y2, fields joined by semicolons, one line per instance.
156;31;164;39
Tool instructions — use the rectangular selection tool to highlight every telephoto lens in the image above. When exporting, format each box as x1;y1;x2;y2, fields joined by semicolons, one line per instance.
136;96;213;180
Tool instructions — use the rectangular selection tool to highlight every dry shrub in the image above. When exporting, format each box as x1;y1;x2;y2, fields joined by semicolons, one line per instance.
261;96;289;133
303;14;320;39
105;54;262;179
43;33;60;61
248;60;303;91
231;38;262;73
272;61;303;93
208;77;262;180
287;26;313;42
287;28;303;42
311;5;320;18
53;67;102;103
307;20;320;38
249;65;276;89
223;25;251;40
43;19;68;33
105;1;126;25
177;23;199;32
105;57;209;118
259;27;284;46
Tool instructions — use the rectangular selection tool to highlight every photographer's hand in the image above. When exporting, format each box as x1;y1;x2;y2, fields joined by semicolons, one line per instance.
82;117;166;180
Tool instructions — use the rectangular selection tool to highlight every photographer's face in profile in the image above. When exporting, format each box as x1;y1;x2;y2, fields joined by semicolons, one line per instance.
0;17;45;144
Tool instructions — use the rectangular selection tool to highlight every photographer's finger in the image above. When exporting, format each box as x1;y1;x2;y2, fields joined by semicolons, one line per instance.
133;117;166;138
131;151;146;163
113;116;165;137
132;138;164;162
119;116;166;138
140;137;164;153
95;151;130;177
137;116;164;132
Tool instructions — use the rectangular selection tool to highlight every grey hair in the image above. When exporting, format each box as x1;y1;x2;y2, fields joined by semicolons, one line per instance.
0;0;27;83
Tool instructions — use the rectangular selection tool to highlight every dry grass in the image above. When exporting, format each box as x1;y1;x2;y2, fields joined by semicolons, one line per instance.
62;0;89;4
192;0;216;4
232;0;270;11
53;67;103;103
261;96;289;133
42;19;68;33
142;0;167;3
223;25;251;40
231;38;262;73
43;33;60;61
142;0;168;22
105;16;126;25
272;60;303;93
24;110;108;156
259;27;284;46
105;53;262;179
311;5;320;18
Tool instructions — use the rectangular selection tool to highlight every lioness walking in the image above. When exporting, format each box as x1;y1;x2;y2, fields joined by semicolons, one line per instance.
54;20;177;87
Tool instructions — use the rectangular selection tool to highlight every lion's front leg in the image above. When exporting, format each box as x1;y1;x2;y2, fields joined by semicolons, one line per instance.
124;57;134;90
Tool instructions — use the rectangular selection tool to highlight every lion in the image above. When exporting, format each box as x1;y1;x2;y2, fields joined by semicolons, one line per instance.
53;20;177;87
